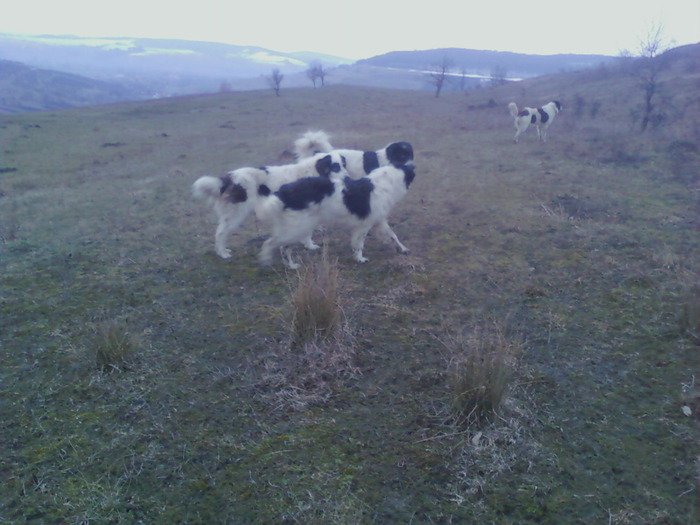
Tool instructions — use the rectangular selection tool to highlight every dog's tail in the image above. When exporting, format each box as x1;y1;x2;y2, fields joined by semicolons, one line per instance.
192;175;225;201
294;130;334;160
508;102;519;118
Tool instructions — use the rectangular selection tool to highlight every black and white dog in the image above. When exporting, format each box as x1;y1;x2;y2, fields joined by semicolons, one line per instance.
294;130;414;175
293;130;414;253
256;164;416;268
192;152;348;259
508;101;562;143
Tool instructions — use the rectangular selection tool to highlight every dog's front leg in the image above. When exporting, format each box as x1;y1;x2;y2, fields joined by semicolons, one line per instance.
281;246;299;269
350;228;370;263
301;236;320;250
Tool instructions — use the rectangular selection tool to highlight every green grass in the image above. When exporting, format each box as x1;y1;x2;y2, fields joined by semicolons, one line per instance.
1;56;698;524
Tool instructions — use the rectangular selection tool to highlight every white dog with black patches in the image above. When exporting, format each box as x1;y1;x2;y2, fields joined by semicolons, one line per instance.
192;152;348;259
256;164;416;268
508;101;562;143
293;130;414;253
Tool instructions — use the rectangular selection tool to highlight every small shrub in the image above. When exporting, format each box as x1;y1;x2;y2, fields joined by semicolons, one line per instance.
94;321;138;371
291;246;342;348
443;324;519;428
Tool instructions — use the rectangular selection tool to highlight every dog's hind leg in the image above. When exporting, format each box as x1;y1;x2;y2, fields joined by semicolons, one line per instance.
375;219;409;253
259;237;278;266
215;204;251;259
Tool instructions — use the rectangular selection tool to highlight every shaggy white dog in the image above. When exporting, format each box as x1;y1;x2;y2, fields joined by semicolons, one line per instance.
508;101;562;143
256;164;416;268
293;130;414;253
192;152;348;259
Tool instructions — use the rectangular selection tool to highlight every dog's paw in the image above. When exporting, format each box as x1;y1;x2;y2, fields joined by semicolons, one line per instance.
217;249;233;259
354;256;368;263
397;246;410;254
304;241;320;251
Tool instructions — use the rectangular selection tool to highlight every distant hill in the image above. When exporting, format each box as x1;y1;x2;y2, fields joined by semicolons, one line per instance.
1;33;696;114
357;48;620;79
0;33;351;101
0;59;138;113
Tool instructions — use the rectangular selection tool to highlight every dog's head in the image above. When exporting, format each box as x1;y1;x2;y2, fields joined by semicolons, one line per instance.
315;153;347;178
385;142;414;167
553;101;563;113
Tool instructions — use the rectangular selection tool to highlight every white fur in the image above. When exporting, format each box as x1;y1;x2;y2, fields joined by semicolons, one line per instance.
293;130;334;160
292;130;414;254
509;101;562;143
192;152;348;259
257;165;416;268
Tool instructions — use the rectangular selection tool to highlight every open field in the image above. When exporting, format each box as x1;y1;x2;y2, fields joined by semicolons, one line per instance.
1;52;699;523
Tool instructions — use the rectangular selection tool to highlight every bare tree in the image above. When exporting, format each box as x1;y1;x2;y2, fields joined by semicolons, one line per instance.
306;62;328;88
636;22;672;131
428;57;452;98
267;68;284;96
489;65;509;86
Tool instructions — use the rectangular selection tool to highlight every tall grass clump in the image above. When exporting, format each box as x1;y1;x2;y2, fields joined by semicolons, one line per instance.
291;246;342;348
93;321;138;371
253;246;357;411
442;324;519;428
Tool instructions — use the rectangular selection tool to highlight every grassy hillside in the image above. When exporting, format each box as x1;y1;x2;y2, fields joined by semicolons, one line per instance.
1;50;698;523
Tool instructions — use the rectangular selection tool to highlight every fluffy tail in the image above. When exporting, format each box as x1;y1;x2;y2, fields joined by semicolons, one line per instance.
508;102;519;118
192;175;225;200
293;130;334;159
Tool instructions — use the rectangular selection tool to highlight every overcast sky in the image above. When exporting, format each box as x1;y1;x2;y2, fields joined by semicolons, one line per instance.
2;0;698;59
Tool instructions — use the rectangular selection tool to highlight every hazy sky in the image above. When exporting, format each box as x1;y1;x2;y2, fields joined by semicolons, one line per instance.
2;0;698;59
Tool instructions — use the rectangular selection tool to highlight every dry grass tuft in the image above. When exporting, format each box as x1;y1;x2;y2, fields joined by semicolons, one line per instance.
442;323;519;428
253;246;358;411
93;321;138;372
291;245;342;348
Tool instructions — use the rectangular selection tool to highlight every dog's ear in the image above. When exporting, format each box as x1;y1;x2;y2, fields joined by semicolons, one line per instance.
401;165;416;188
258;184;271;197
316;155;343;177
315;155;333;177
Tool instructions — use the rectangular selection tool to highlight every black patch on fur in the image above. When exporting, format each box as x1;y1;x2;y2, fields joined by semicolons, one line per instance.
538;108;549;123
554;100;562;112
530;114;537;124
385;142;414;167
518;109;530;118
315;155;343;178
258;184;271;197
401;165;416;188
257;167;270;174
363;151;380;174
276;177;335;210
220;177;248;203
342;177;374;219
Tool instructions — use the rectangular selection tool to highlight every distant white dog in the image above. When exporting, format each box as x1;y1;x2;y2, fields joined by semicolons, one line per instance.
293;130;414;253
192;152;348;259
508;101;562;143
256;164;417;268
